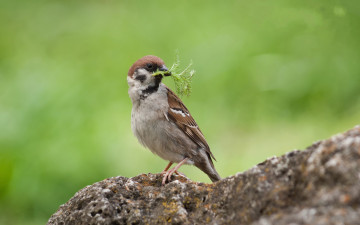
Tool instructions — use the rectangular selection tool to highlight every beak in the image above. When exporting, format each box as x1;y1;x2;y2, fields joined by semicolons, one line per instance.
159;65;171;76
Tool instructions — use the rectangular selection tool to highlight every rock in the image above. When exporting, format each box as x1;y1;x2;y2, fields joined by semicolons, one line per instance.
48;126;360;225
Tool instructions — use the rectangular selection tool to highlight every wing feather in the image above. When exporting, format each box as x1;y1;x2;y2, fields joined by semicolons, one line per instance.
165;86;216;160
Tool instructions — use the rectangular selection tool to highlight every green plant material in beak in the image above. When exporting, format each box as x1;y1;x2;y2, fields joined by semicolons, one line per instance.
152;55;195;97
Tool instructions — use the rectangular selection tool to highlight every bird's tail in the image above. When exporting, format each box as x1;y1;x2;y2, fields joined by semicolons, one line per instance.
196;154;221;182
207;168;221;182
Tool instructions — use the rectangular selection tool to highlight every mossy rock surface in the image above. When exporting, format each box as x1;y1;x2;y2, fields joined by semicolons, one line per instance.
48;126;360;225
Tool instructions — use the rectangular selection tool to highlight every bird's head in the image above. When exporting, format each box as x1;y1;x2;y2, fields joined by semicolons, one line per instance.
127;55;171;88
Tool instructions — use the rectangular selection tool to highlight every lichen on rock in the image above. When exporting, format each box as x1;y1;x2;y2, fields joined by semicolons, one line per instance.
48;125;360;225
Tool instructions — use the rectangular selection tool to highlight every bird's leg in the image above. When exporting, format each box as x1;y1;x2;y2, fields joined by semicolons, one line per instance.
162;157;189;185
161;162;173;174
160;162;185;177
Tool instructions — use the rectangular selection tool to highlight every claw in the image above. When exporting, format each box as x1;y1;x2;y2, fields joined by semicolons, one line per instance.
162;169;171;185
174;171;186;177
160;158;189;185
167;168;175;182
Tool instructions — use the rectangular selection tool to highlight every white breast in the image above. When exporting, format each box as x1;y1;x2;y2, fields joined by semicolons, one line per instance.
129;84;194;164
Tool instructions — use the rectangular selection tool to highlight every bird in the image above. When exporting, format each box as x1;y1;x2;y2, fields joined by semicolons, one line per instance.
127;55;221;185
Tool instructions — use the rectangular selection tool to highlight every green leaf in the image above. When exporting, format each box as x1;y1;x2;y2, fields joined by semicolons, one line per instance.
153;54;195;97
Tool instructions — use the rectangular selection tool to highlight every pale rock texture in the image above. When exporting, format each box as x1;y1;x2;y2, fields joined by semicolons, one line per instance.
48;126;360;225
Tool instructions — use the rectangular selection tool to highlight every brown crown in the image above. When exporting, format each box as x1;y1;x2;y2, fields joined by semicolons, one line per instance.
128;55;165;77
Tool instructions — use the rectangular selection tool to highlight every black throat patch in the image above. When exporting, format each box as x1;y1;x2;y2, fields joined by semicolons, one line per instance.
140;75;162;100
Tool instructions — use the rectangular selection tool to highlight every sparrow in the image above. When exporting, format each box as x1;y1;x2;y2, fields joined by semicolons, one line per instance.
127;55;221;185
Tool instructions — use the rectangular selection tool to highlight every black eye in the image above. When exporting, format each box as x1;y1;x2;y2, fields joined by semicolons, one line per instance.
146;63;154;69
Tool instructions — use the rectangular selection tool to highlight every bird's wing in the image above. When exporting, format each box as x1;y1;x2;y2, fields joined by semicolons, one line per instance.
165;86;216;160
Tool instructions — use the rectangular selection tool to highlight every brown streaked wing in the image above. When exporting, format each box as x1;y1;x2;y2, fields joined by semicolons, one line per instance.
165;86;216;160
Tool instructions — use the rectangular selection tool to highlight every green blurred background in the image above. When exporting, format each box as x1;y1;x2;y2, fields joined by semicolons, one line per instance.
1;0;360;224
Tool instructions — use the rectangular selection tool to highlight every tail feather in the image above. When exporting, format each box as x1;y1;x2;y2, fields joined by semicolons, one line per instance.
207;169;221;182
195;153;221;182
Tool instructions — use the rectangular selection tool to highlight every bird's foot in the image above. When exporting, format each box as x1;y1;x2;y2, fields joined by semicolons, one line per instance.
161;167;176;185
161;158;189;185
160;162;173;175
174;170;186;177
161;169;188;185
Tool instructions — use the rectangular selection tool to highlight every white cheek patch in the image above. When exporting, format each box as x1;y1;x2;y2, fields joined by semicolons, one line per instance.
137;68;150;76
170;108;187;117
